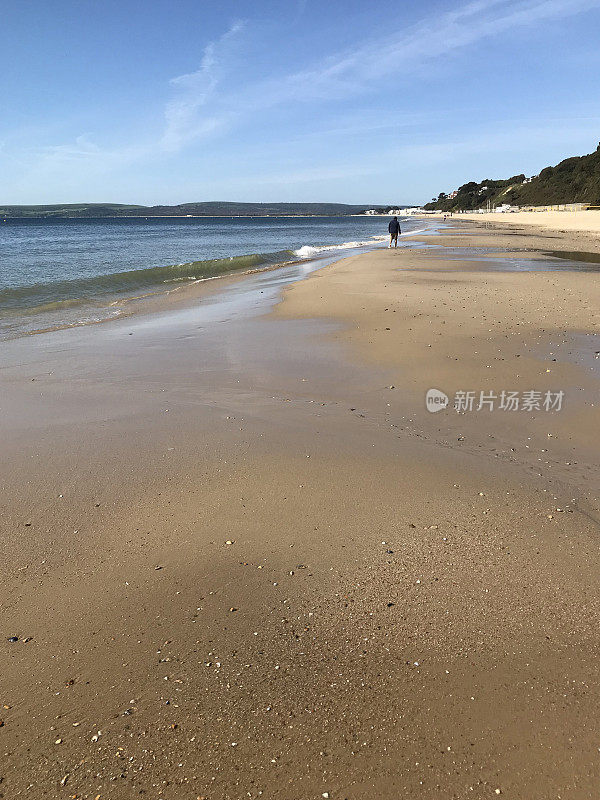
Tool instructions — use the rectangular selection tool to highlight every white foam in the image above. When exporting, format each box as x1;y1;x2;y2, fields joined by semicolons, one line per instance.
294;235;387;259
293;226;434;260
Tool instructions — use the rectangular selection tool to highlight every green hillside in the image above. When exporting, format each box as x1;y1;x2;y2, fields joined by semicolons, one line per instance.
0;203;142;218
424;143;600;211
0;201;371;219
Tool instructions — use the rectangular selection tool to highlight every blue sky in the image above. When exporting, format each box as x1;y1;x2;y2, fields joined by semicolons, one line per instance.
1;0;599;205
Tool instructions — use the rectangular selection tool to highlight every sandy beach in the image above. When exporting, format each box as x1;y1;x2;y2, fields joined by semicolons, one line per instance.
423;209;600;238
2;219;600;799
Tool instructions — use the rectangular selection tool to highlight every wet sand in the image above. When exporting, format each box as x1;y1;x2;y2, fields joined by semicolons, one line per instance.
2;221;600;799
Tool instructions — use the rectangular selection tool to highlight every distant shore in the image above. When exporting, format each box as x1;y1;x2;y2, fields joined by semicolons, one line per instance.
0;201;377;219
3;214;371;220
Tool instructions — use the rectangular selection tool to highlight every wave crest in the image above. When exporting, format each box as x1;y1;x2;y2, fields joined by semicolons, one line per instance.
0;249;296;315
294;236;387;259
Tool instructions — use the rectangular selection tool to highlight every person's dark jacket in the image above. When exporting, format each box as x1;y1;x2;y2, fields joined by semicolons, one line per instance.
388;218;401;235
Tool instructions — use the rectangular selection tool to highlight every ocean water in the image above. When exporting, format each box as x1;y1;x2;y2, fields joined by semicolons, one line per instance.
0;215;427;339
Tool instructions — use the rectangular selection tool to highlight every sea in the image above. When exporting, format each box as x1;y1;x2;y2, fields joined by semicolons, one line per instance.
0;215;428;340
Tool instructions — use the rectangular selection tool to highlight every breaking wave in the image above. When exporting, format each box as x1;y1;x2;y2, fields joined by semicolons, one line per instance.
0;250;297;315
294;235;387;259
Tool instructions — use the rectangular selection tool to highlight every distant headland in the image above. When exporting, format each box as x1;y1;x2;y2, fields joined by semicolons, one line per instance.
0;201;411;219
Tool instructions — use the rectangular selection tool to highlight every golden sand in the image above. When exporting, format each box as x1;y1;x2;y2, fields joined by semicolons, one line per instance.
2;219;600;798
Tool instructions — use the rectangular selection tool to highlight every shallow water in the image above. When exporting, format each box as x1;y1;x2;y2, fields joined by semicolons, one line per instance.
544;250;600;266
0;215;430;338
424;244;600;273
482;254;600;272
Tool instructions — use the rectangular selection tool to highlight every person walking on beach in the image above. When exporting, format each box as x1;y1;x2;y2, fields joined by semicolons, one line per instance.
388;216;401;248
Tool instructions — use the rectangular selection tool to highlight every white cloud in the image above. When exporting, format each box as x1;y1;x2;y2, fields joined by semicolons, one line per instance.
6;135;153;199
3;0;598;200
156;0;600;150
161;21;244;151
248;0;600;105
4;20;247;188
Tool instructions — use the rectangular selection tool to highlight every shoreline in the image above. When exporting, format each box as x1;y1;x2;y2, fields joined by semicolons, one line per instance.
2;213;399;220
8;256;313;341
2;217;600;798
0;229;403;341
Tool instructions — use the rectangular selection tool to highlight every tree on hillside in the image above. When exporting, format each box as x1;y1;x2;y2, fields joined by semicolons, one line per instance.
423;144;600;209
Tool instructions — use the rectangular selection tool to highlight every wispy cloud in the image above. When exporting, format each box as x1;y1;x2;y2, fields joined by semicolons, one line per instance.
6;135;154;200
161;21;244;151
3;0;598;201
244;0;599;105
7;20;247;184
157;0;600;151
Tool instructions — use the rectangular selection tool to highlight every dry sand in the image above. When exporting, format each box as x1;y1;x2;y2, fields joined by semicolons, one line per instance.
424;209;600;237
2;220;600;799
